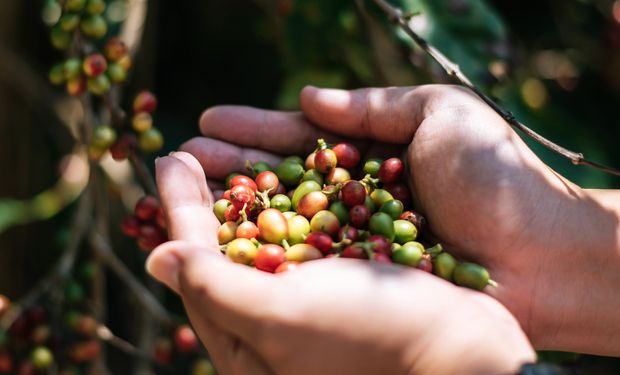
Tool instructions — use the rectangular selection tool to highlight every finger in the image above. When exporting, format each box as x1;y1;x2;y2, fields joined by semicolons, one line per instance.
180;137;283;180
198;106;355;155
184;314;274;375
149;241;281;344
299;85;437;143
155;154;220;246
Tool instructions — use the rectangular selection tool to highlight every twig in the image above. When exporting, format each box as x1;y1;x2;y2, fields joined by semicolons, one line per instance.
96;323;160;365
370;0;620;177
129;152;159;197
0;188;92;330
89;231;173;327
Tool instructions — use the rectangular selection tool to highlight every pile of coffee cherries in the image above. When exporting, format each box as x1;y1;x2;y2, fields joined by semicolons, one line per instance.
214;140;492;291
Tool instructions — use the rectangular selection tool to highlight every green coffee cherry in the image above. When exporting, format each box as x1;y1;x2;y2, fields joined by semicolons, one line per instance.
51;25;71;50
392;241;424;267
453;262;490;291
379;199;403;220
329;201;349;225
59;13;80;32
369;212;395;241
363;158;382;177
393;219;417;244
433;252;457;281
275;161;304;187
49;63;66;85
139;128;164;152
270;194;291;212
370;189;393;208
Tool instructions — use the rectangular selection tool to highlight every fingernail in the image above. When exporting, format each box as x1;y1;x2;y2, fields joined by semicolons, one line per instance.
146;245;182;293
168;151;177;156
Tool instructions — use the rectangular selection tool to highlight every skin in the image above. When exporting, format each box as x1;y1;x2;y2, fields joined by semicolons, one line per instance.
147;85;620;374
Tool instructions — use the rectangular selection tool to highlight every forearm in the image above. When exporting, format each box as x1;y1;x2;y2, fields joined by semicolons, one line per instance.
530;187;620;355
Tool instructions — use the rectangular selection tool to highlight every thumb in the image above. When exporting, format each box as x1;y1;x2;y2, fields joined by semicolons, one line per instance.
299;85;436;144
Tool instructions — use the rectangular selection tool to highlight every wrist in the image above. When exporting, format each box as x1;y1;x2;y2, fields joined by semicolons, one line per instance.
527;187;620;355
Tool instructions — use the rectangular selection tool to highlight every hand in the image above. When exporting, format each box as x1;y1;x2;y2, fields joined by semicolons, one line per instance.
173;85;620;356
147;152;535;375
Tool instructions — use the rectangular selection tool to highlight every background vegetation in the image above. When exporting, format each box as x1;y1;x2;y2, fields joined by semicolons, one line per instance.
0;0;619;373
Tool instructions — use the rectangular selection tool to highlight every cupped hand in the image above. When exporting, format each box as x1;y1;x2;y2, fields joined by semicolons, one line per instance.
174;85;617;355
147;152;535;375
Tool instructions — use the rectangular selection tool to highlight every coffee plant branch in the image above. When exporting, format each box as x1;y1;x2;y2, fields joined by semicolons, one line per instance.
371;0;620;177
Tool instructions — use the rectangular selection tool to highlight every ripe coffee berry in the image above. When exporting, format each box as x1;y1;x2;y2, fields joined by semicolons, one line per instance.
135;196;160;221
332;143;360;168
378;158;404;184
82;54;107;77
133;91;157;113
314;148;337;173
174;325;198;353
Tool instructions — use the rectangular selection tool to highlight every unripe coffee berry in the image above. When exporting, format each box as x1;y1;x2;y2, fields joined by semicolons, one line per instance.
132;112;153;132
104;37;129;62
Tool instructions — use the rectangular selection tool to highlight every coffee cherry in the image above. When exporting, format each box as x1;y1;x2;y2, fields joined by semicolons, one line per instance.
393;219;417;244
131;112;153;132
117;54;132;71
417;257;433;273
66;76;86;96
296;191;328;219
230;185;256;210
378;158;404;184
399;211;426;234
342;243;368;259
255;244;286;273
230;175;258;192
328;201;349;225
213;199;231;224
51;25;71;50
138;224;166;251
270;194;291;212
192;358;216;375
337;225;359;242
285;244;322;262
287;215;310;245
133;91;157;113
224;204;241;222
367;235;392;256
349;204;370;228
139;128;164;151
81;15;107;39
314;149;337;173
226;238;257;265
309;210;340;236
304;232;333;254
255;171;279;195
363;158;382;177
251;161;272;175
236;221;259;239
87;74;111;95
107;63;127;83
453;263;490;291
275;161;304;187
0;295;11;318
86;0;106;15
301;169;324;186
392;241;424;267
135;196;159;221
291;180;321;210
378;200;403;222
109;133;137;161
275;261;301;273
433;253;457;281
156;209;168;230
31;346;53;370
83;54;107;77
91;125;117;149
370;189;393;208
120;216;140;237
75;315;98;336
217;221;237;245
332;143;360;168
49;63;66;85
0;352;12;373
153;337;173;364
384;183;411;207
325;167;351;185
257;209;288;244
64;0;86;11
284;155;304;165
64;59;82;80
69;340;101;363
341;180;366;207
304;152;316;170
104;37;129;62
174;324;198;353
369;212;395;241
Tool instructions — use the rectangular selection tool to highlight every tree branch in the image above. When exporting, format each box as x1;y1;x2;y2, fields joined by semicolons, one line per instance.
370;0;620;177
89;231;173;327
